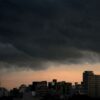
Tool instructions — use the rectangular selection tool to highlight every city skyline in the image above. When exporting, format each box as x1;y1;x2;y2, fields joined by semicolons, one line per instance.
1;70;100;100
1;66;100;90
0;0;100;93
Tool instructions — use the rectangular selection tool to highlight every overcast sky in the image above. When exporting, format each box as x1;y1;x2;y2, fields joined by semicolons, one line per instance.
0;0;100;71
1;0;100;89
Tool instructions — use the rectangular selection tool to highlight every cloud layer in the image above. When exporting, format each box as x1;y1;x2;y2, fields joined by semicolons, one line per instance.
0;0;100;70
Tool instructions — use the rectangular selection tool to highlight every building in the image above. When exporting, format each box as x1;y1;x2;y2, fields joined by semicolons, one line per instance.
83;71;100;98
32;81;48;97
83;71;94;94
56;81;72;96
48;80;72;97
74;82;83;95
95;75;100;97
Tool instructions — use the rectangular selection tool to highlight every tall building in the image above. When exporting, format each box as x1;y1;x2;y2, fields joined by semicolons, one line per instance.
83;71;100;98
95;75;100;97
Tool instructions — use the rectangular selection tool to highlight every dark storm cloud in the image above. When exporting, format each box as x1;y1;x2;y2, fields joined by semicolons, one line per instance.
0;0;100;69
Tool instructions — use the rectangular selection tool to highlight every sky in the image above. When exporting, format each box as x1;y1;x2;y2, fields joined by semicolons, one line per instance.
0;0;100;89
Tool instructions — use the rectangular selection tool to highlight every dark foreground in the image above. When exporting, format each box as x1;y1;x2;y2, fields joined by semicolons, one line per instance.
0;94;100;100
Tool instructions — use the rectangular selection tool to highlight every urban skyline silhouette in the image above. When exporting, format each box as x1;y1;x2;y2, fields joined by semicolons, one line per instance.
0;71;100;100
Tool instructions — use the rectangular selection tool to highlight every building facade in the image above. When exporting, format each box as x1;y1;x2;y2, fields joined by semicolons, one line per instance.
83;71;100;98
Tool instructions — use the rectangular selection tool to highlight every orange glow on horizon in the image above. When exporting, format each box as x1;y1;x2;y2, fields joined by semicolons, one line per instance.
0;64;100;90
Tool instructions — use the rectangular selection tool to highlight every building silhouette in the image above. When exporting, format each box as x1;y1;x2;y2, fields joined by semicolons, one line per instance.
1;71;100;100
83;71;100;98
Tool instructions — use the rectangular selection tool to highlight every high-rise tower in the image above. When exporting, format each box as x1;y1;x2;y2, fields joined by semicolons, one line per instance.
83;71;100;98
